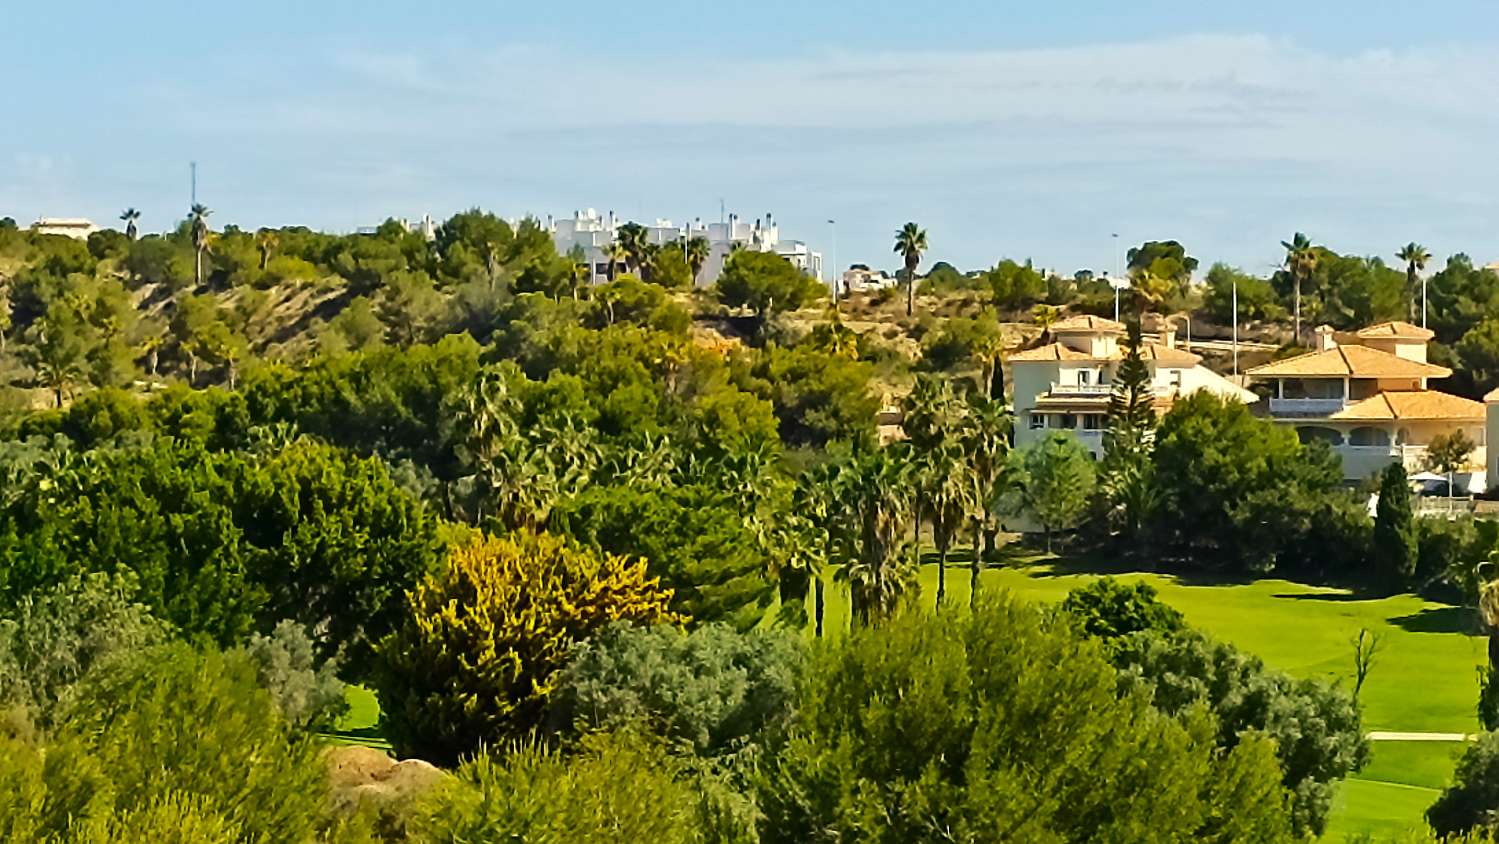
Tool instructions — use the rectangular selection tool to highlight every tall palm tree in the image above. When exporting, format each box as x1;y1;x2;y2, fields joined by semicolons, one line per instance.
1396;242;1433;328
839;448;915;626
958;395;1011;581
685;235;711;285
188;203;213;288
1281;232;1318;345
893;222;928;317
120;208;141;241
255;229;279;272
922;444;976;610
614;222;650;276
797;458;851;638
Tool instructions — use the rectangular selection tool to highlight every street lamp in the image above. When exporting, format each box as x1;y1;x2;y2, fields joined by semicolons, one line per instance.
827;219;838;299
1111;232;1121;321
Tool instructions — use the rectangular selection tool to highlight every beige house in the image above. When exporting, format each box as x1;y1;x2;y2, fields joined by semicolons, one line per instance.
1246;322;1484;481
1011;315;1256;457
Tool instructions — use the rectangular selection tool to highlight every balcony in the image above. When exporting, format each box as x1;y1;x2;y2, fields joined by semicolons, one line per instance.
1268;397;1347;417
1049;382;1113;397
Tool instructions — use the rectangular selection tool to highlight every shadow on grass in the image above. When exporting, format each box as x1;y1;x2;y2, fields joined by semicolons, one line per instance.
1011;548;1264;589
322;726;392;751
1271;592;1373;603
1389;606;1478;635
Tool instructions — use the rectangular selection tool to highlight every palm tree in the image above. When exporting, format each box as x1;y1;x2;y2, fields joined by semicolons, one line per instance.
615;222;650;276
923;444;976;610
1396;242;1433;328
839;448;916;626
1129;270;1173;318
188;203;213;287
1281;233;1318;345
893;222;928;317
605;241;629;282
255;229;279;272
797;459;850;638
685;236;711;284
120;208;141;241
958;395;1011;581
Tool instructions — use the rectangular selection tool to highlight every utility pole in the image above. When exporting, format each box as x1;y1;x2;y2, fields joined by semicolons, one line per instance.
827;218;838;298
1111;232;1121;321
1232;276;1239;378
190;161;197;205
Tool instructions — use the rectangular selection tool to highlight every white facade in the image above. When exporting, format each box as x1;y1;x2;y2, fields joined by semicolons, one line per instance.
1011;316;1256;458
842;267;899;294
549;208;823;287
31;217;99;240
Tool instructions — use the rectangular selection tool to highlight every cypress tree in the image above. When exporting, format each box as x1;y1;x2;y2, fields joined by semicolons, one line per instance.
1373;462;1418;587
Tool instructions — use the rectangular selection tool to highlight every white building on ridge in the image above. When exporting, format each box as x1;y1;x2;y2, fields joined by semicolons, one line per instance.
549;208;823;287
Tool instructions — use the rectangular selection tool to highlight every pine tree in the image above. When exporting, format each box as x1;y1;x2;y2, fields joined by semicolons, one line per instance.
1372;462;1417;587
1104;320;1155;459
1101;320;1158;543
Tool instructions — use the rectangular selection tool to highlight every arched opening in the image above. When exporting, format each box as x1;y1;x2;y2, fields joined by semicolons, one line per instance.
1296;426;1343;446
1349;426;1391;447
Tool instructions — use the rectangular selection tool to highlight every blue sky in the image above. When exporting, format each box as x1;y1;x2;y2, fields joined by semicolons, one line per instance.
5;1;1499;275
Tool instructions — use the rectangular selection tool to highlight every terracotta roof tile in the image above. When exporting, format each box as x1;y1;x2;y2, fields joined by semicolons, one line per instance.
1329;390;1484;421
1009;342;1200;366
1051;315;1124;333
1485;387;1499;403
1246;345;1449;379
1356;321;1435;341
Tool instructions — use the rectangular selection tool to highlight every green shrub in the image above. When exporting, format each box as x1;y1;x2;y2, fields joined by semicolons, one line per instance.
245;619;347;731
1430;731;1499;837
1059;577;1184;641
0;572;169;724
555;622;801;756
1106;628;1368;837
408;731;720;844
0;643;341;843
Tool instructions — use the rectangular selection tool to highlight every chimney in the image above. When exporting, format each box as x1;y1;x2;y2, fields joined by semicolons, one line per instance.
1314;324;1338;351
1163;327;1176;349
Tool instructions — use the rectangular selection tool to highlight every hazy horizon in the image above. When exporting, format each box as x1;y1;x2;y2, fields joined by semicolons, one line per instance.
6;1;1499;276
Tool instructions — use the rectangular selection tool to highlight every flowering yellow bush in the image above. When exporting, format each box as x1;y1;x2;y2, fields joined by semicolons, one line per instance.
374;531;678;763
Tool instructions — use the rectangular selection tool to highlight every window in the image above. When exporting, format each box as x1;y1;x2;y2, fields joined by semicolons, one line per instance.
1083;414;1105;430
1079;371;1092;386
1029;413;1044;430
1349;427;1391;447
1057;414;1077;430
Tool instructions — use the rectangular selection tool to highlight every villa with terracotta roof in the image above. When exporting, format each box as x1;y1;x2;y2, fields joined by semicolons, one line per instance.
1246;322;1485;481
1012;315;1256;457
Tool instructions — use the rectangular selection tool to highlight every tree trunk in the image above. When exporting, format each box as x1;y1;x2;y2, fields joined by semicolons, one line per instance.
147;347;158;377
189;353;199;386
970;556;981;610
1045;525;1053;554
196;248;204;288
814;577;825;639
1293;274;1301;346
936;545;947;610
905;266;914;317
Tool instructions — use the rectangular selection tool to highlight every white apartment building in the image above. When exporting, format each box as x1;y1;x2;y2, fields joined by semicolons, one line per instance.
549;208;823;287
1011;315;1257;458
31;217;99;240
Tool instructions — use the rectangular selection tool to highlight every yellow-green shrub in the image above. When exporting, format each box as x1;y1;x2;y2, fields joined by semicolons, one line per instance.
374;531;678;763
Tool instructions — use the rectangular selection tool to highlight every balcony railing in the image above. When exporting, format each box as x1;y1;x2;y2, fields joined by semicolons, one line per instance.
1268;397;1347;416
1049;383;1114;397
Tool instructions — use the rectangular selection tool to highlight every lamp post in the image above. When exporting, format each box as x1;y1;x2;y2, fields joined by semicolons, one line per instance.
827;218;838;299
1111;232;1121;321
1232;276;1239;378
